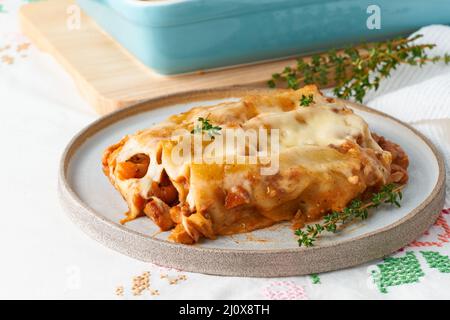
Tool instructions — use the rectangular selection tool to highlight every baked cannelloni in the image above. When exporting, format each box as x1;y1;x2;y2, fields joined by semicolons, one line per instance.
102;85;408;244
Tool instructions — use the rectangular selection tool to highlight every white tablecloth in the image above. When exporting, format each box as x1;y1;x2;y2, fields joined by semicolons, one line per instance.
1;1;449;299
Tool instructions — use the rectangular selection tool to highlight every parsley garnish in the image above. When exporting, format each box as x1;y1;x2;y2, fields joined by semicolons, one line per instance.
300;94;314;107
191;117;222;139
295;183;404;247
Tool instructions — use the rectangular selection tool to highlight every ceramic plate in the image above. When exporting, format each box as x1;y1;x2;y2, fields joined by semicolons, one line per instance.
59;89;445;277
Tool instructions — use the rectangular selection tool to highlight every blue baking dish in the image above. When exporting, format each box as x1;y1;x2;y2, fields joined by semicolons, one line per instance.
77;0;450;75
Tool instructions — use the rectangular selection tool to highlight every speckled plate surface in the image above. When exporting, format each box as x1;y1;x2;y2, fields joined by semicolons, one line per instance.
59;88;445;277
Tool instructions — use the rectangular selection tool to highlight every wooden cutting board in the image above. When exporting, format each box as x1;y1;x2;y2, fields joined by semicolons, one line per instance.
19;0;311;115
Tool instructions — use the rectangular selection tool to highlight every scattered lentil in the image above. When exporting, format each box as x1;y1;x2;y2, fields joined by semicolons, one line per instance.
115;286;124;296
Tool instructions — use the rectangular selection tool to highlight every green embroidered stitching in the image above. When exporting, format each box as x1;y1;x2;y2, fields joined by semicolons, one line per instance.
310;274;321;284
372;252;425;293
421;251;450;273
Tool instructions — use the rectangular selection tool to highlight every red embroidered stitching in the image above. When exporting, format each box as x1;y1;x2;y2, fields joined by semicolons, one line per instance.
409;209;450;248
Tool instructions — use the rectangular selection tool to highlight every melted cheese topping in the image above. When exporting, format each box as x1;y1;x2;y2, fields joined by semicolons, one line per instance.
103;85;395;243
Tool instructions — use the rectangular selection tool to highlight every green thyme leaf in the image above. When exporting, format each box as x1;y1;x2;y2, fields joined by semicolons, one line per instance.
268;35;449;102
191;117;222;139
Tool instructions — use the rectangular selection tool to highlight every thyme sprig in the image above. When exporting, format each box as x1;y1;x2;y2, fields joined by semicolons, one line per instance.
191;117;222;139
295;184;404;247
300;94;314;107
268;35;450;102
